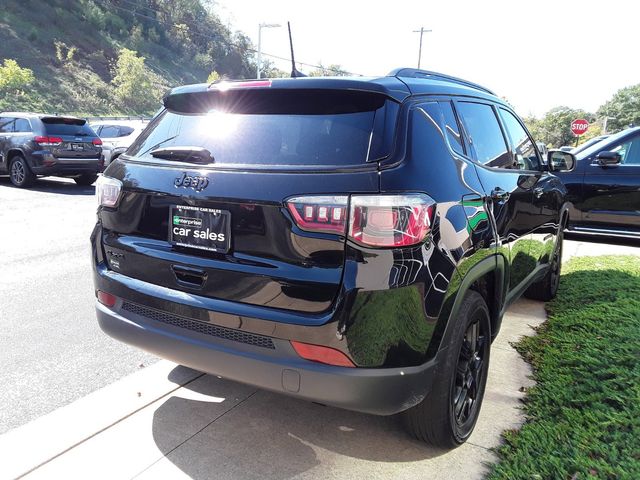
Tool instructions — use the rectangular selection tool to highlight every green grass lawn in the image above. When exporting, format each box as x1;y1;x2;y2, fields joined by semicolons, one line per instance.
488;255;640;480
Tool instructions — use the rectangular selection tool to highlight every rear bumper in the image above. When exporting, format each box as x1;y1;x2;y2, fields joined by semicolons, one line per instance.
29;152;102;175
97;301;437;415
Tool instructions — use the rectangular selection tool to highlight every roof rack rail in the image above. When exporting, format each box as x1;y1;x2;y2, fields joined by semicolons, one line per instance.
388;68;495;95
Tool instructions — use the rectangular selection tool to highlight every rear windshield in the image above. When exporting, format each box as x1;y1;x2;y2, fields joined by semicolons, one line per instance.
42;117;96;137
128;110;375;167
127;90;391;167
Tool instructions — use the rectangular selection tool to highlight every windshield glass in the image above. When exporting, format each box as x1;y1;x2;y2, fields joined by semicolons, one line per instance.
127;109;376;167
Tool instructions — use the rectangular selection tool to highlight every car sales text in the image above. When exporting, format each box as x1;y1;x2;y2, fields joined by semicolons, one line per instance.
172;227;225;242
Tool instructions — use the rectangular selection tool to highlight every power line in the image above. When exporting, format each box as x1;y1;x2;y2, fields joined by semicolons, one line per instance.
94;0;361;76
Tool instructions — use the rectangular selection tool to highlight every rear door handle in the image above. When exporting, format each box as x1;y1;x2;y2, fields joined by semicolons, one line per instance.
534;187;544;198
490;188;510;202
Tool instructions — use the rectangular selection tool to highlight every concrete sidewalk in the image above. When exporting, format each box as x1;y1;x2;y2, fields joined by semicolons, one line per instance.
3;239;637;480
1;301;545;480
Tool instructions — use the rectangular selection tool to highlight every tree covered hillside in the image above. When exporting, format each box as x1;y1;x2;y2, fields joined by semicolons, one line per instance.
0;0;257;115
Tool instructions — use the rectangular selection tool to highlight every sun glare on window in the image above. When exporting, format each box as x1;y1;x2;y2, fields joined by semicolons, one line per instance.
200;110;240;138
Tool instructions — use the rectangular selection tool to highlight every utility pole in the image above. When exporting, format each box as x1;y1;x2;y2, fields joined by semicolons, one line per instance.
257;23;281;79
602;116;615;134
412;27;432;69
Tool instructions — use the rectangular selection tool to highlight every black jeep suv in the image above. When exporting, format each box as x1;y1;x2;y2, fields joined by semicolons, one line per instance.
92;70;572;448
0;112;103;187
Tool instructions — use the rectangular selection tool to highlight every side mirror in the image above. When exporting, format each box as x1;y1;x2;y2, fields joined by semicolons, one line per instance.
547;150;576;172
595;151;621;166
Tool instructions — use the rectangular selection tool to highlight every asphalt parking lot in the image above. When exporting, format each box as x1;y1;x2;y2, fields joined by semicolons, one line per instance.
2;175;639;479
0;176;157;434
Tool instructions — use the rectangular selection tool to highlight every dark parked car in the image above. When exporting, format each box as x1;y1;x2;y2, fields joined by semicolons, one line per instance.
92;70;572;448
553;126;640;238
570;134;610;155
0;112;103;187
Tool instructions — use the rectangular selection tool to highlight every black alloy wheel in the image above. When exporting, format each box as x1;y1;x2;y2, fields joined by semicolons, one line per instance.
403;291;491;448
451;316;488;437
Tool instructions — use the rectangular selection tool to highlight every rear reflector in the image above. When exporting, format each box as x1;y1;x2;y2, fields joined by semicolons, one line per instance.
291;341;355;367
97;290;117;307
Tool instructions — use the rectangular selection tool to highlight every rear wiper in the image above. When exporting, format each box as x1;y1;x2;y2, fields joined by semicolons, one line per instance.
139;134;179;157
150;146;214;164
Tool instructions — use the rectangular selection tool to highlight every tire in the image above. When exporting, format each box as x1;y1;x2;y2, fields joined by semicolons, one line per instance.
9;155;35;188
524;228;563;301
403;290;491;448
74;174;98;186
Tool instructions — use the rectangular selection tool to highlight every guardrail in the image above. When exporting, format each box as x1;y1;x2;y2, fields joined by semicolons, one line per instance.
85;116;152;122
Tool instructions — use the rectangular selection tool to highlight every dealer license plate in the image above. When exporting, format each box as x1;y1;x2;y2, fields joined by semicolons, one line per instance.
169;205;230;253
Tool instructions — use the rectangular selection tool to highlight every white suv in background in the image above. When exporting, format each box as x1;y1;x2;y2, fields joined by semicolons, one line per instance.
91;120;148;166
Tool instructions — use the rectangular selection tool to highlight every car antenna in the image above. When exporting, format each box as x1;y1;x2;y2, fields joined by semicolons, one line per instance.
288;21;306;78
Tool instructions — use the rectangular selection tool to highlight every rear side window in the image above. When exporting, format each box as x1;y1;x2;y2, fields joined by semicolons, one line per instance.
14;118;32;132
118;126;134;137
99;125;120;138
129;90;392;167
499;108;541;170
42;117;96;137
456;102;511;168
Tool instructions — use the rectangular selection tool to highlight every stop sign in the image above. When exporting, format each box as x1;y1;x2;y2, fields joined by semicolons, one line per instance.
571;119;589;136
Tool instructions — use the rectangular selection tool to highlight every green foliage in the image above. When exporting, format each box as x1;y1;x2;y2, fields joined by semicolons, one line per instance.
54;40;65;63
66;46;76;62
206;70;221;83
308;63;350;77
489;255;640;479
528;106;596;148
258;59;288;79
0;0;259;115
53;40;75;65
597;84;640;133
111;48;165;114
0;58;35;94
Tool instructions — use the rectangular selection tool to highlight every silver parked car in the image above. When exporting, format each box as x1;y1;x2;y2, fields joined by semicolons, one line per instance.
91;120;148;166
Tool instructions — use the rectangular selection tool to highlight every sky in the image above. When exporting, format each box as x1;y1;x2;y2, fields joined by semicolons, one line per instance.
214;0;639;118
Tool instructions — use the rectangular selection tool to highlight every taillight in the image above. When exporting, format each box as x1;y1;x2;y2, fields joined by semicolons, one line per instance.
96;175;122;207
291;341;355;367
286;196;348;234
286;194;436;247
349;194;435;247
93;138;103;146
34;136;63;146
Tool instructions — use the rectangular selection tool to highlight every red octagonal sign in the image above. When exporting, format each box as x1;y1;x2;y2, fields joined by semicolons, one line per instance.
571;119;589;136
